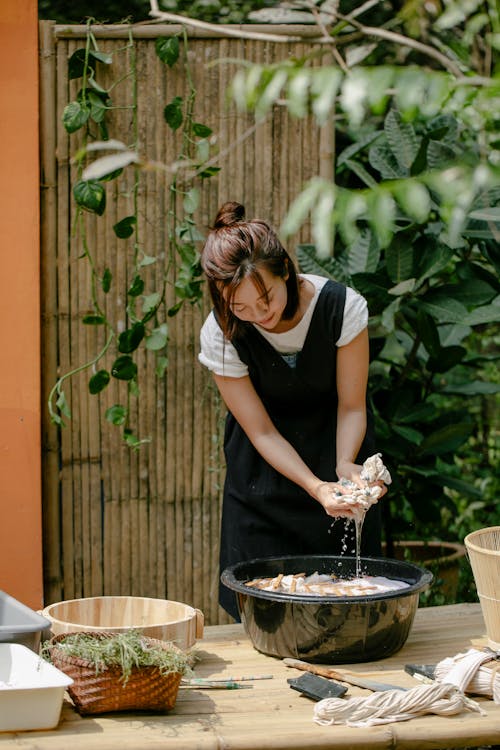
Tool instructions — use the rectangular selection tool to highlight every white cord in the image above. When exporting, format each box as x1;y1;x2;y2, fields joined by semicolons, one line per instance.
313;682;485;728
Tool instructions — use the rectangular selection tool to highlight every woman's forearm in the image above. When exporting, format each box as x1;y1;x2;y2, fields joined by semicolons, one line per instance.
335;405;367;480
252;431;324;498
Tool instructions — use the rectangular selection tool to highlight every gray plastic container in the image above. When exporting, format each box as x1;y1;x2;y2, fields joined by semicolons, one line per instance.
0;590;51;651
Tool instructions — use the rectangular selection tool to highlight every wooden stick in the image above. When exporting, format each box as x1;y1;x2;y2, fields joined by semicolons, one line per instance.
283;658;407;692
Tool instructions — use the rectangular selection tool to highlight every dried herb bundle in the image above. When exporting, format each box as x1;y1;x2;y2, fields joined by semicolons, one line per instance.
44;630;193;684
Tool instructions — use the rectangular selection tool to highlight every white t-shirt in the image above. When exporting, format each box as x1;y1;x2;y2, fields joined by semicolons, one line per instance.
198;274;367;378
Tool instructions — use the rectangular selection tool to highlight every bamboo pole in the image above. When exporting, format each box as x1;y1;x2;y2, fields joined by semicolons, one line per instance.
56;37;77;601
39;21;62;605
53;23;325;40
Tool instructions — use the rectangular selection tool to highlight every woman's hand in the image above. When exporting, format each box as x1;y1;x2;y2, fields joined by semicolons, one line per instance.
336;459;388;501
314;481;359;519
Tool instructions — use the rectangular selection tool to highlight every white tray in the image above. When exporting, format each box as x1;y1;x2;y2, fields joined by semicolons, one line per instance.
0;643;73;732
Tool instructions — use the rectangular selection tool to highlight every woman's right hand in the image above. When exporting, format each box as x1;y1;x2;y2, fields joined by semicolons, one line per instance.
314;481;359;519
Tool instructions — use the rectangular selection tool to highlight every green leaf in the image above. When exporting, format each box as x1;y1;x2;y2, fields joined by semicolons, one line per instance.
118;322;145;354
342;159;378;188
183;188;199;215
397;402;437;424
113;215;137;239
365;66;394;114
122;428;150;450
286;69;310;118
168;301;183;316
111;355;137;381
89;49;112;65
105;404;127;426
369;142;404;179
419;422;474;456
68;48;95;79
384;109;420;171
468;207;500;222
156;355;168;377
381;297;401;332
393;68;429;119
281;178;326;237
415;244;455;285
139;254;157;268
367;191;395;248
336;191;368;246
82;151;138;181
255;68;289;122
461;299;500;325
142;293;161;314
146;323;168;351
192;122;212;138
155;36;180;67
339;69;369;127
311;67;342;125
441;381;500;395
416;310;440;357
385;242;415;284
62;101;90;133
102;267;112;293
164;96;183;131
426;345;466;373
198;166;221;179
420;292;468;323
393;181;431;223
87;91;108;124
56;390;71;419
388;279;416;296
438;280;497;308
73;180;106;215
391;424;424;445
432;475;483;498
128;275;145;297
88;369;110;394
82;314;105;325
296;244;348;283
87;75;108;95
347;229;380;275
312;189;336;257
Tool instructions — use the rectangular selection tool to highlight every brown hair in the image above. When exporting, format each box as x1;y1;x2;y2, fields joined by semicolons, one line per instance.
201;202;300;340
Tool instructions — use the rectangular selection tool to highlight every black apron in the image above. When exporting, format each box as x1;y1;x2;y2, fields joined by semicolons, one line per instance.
218;280;382;619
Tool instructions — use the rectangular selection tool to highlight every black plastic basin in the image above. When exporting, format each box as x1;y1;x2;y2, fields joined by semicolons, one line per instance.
221;555;433;664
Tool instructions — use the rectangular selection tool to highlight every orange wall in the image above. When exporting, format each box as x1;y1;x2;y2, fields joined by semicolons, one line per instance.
0;0;43;608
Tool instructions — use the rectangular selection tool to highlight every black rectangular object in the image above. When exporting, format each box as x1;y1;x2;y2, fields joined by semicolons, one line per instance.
287;672;348;701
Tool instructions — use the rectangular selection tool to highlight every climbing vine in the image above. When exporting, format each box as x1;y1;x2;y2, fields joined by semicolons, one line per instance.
48;21;217;447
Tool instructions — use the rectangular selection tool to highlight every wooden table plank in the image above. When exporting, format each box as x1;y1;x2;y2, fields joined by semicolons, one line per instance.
1;604;499;749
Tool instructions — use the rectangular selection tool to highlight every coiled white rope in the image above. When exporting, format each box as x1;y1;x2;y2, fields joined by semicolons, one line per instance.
313;681;485;728
435;648;500;704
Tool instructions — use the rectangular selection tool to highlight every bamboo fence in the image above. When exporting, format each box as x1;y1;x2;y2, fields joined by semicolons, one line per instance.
39;21;334;624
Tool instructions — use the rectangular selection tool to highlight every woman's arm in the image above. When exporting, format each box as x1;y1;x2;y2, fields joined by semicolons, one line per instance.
335;328;383;491
335;328;369;482
213;373;353;514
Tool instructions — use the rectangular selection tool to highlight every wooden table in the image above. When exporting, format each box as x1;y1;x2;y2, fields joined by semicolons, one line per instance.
1;604;499;749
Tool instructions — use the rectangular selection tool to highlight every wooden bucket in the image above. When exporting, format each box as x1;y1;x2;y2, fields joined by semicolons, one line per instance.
464;526;500;650
41;596;204;651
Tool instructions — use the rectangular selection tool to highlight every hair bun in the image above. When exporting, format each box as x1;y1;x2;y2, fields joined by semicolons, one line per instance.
213;201;245;228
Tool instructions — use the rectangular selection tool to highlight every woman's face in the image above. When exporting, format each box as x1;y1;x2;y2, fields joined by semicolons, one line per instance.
225;266;289;332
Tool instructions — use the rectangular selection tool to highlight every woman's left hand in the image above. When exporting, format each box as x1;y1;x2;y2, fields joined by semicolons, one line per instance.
336;460;388;500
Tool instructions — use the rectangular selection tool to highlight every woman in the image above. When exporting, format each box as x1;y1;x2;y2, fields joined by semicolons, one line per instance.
199;202;385;619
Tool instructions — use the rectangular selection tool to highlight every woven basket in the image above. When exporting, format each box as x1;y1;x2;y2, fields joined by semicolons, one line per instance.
47;632;183;715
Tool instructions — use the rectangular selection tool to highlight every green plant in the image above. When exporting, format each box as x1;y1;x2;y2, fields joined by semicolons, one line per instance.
224;1;500;548
48;22;217;446
297;106;500;546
